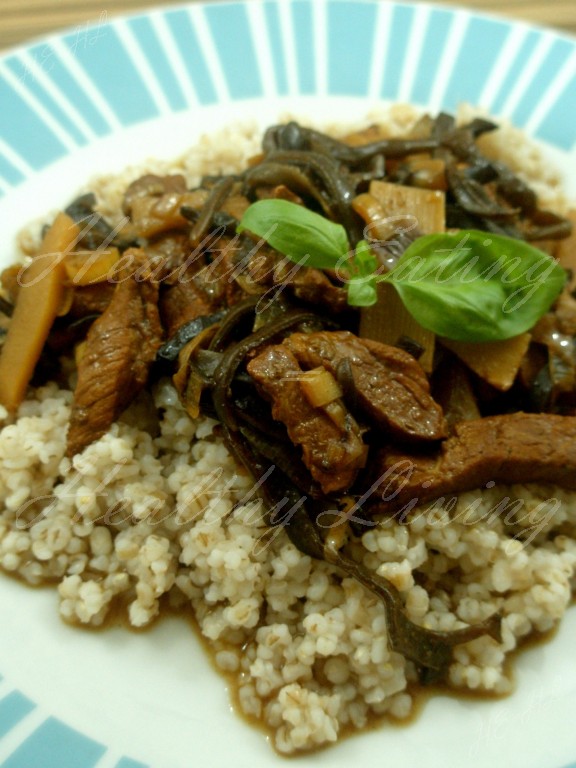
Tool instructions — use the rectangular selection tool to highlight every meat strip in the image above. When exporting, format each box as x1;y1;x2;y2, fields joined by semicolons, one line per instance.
67;267;163;456
284;331;447;442
247;344;367;494
159;233;247;338
289;268;348;313
68;282;116;318
367;413;576;515
159;277;220;339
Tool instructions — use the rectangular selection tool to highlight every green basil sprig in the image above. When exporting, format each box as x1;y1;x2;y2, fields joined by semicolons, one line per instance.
237;198;349;270
237;199;379;307
237;199;566;342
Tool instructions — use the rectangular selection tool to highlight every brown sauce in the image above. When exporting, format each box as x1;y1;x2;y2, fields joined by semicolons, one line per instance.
1;564;566;756
192;607;559;755
85;590;566;753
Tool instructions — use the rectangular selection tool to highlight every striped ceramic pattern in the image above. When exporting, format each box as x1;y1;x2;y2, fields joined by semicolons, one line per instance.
0;1;575;765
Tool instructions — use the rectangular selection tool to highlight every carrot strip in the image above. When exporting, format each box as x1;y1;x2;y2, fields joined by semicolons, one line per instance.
64;247;120;286
0;212;80;412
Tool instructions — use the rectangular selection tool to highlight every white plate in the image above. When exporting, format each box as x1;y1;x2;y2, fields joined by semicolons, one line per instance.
0;2;575;767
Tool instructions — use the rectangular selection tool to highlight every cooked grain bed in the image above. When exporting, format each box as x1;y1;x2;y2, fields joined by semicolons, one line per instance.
1;106;575;754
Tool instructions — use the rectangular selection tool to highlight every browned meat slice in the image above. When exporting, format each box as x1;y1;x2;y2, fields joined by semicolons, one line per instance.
159;234;246;338
431;355;480;430
367;413;576;515
66;273;162;456
68;282;116;318
245;247;348;314
289;268;348;313
197;236;247;309
247;344;367;494
159;277;220;339
145;232;194;275
284;331;447;442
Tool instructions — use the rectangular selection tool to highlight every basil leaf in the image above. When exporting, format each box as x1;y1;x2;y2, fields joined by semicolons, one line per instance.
383;230;566;342
345;240;379;306
237;199;349;270
347;275;378;306
238;202;565;343
354;239;379;277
